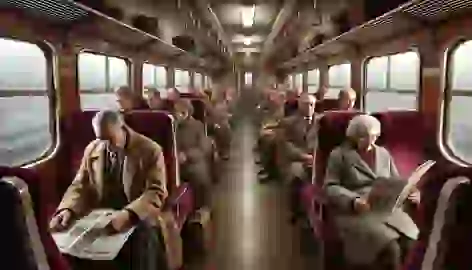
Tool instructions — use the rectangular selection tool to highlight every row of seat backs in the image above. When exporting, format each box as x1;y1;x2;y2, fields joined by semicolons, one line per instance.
284;98;339;116
161;97;206;124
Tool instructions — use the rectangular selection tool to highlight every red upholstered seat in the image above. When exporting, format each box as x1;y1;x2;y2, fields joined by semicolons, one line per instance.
315;99;339;113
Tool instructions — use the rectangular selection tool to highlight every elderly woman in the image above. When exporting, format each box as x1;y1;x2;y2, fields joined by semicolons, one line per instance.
115;86;149;111
323;115;420;270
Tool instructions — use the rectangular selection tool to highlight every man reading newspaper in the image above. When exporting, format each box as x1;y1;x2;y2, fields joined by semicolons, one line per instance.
49;111;168;270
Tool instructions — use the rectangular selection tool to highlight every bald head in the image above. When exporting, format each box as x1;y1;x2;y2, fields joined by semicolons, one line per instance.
174;98;194;121
338;88;357;110
144;87;162;109
92;110;124;144
115;86;135;111
298;93;317;117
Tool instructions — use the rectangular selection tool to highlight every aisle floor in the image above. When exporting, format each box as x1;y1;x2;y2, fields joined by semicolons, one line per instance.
187;119;319;270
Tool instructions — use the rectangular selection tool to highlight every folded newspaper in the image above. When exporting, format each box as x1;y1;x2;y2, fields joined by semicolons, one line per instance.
52;209;136;260
366;160;436;214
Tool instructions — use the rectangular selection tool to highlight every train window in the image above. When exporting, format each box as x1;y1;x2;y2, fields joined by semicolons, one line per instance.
79;52;129;110
294;73;303;93
445;40;472;163
307;69;319;93
365;51;419;112
328;63;351;98
175;69;190;92
287;75;293;89
194;72;202;90
245;72;253;86
0;38;54;166
143;63;166;90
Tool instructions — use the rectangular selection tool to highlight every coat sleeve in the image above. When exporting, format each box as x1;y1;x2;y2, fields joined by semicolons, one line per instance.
125;146;168;220
185;120;207;163
389;152;400;177
56;141;98;216
279;118;306;161
324;149;361;211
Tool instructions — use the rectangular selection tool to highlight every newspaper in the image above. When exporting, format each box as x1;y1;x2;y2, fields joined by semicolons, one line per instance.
366;160;436;214
52;209;136;260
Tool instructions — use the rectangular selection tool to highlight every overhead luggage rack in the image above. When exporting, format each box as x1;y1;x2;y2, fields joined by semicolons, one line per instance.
280;0;472;69
0;0;209;69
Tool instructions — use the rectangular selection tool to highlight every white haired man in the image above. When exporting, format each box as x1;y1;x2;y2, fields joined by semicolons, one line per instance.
324;114;420;270
338;88;357;110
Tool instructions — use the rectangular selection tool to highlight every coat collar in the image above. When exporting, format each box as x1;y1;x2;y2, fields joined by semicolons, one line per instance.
342;144;380;180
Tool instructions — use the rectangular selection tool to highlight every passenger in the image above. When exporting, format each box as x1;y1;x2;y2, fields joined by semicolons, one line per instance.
173;99;212;209
49;110;168;269
324;115;419;270
278;93;319;223
284;90;298;117
338;87;357;110
208;98;232;160
115;86;149;111
315;86;328;101
143;87;164;110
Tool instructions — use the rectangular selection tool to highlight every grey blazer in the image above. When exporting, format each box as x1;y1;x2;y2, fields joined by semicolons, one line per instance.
323;144;419;265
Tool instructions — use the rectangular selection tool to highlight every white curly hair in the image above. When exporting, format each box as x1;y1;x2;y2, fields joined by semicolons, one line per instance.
346;114;381;139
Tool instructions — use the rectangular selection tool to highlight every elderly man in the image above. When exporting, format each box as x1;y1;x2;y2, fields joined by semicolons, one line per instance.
49;110;168;269
278;93;319;223
324;115;419;270
173;99;212;209
115;86;149;111
143;87;164;110
338;88;357;110
207;98;232;161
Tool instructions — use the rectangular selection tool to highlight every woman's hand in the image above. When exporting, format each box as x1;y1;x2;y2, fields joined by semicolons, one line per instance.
408;189;421;204
353;197;371;213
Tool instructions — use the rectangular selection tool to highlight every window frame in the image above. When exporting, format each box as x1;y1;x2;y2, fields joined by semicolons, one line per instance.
0;37;57;166
440;39;472;166
174;68;191;89
362;50;421;112
307;68;320;93
143;62;167;89
77;50;131;94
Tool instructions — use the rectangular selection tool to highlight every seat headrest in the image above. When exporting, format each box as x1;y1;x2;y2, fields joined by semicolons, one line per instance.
318;111;363;151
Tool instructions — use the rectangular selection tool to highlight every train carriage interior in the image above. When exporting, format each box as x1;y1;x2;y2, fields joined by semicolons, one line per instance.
1;0;472;269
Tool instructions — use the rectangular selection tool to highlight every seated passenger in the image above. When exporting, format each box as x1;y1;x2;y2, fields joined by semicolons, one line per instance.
324;115;419;270
173;99;212;209
115;86;149;111
338;87;357;110
49;110;168;269
208;98;232;160
143;87;164;110
315;86;328;101
279;93;319;223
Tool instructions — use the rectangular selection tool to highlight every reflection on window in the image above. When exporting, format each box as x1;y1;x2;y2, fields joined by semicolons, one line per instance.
245;72;253;86
307;69;319;93
175;69;190;92
445;40;472;163
143;64;166;90
328;63;351;98
79;52;129;110
0;38;53;166
365;51;419;112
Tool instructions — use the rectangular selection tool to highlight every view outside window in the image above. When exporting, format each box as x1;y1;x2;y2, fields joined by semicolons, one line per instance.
293;73;303;93
307;69;319;93
446;40;472;163
328;63;351;98
245;72;253;86
143;63;166;91
79;52;129;110
365;51;419;112
0;38;53;166
194;72;203;90
175;69;190;92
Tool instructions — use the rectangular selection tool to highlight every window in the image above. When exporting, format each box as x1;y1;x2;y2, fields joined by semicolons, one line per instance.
293;73;303;93
143;63;166;90
364;51;419;112
444;40;472;163
245;72;253;86
328;63;351;98
174;69;190;92
194;72;203;90
0;38;54;166
307;69;320;93
79;52;129;110
287;75;293;89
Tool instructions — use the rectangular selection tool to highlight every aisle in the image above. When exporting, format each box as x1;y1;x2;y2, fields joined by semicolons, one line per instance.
189;117;316;270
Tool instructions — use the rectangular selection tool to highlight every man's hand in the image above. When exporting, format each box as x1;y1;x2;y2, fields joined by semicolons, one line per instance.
108;210;131;233
353;197;371;214
178;152;187;164
49;209;73;232
302;154;314;166
408;189;421;204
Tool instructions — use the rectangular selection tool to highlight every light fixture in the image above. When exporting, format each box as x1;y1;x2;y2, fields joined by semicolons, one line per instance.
241;4;256;28
243;37;251;46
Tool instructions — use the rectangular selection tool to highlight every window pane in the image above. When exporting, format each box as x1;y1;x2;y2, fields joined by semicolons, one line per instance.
326;88;342;99
329;63;351;88
365;92;416;112
287;75;293;89
155;66;166;88
389;51;419;90
0;39;52;166
78;53;106;91
80;93;119;111
194;73;202;89
447;95;472;162
451;40;472;90
175;69;190;92
108;57;128;89
143;63;155;88
245;72;253;86
366;56;388;89
307;69;319;84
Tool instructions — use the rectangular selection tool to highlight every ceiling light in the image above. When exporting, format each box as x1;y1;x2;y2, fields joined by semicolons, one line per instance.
241;4;256;28
243;37;251;45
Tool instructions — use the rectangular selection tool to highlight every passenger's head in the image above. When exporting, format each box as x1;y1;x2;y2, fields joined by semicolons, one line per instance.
115;86;134;111
297;93;317;117
316;86;328;100
338;88;357;110
92;110;125;147
346;115;381;151
173;99;193;122
168;88;181;101
143;87;162;109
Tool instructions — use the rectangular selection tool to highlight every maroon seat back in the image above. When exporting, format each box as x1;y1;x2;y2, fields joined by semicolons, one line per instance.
123;111;179;192
184;98;206;123
372;111;436;177
315;99;339;113
315;111;363;185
